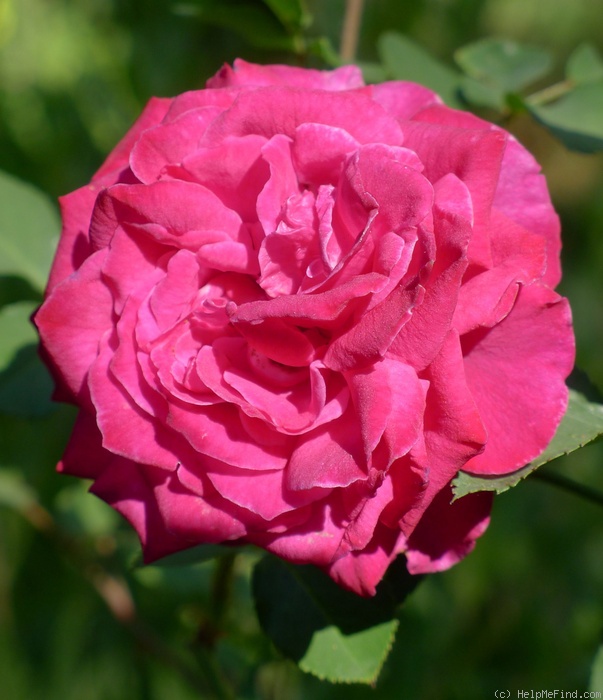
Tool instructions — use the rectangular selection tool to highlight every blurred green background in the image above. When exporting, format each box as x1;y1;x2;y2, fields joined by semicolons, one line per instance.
1;0;603;698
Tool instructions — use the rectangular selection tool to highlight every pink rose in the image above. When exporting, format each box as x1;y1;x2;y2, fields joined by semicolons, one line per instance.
35;59;574;596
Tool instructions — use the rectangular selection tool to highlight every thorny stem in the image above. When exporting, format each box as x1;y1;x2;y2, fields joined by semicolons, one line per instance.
11;497;232;699
340;0;365;62
532;469;603;509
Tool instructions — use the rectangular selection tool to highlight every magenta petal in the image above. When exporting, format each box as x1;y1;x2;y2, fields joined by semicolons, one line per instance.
402;118;507;270
180;134;268;222
406;487;493;574
228;271;388;328
256;134;299;238
401;330;487;534
286;410;367;490
148;249;200;332
324;277;422;372
207;58;365;90
494;136;562;287
167;402;291;470
462;284;574;475
47;186;98;292
197;466;324;521
89;332;188;470
90;458;188;562
250;502;343;568
152;470;248;544
347;359;425;467
328;524;405;597
390;174;472;370
130;107;224;183
203;88;403;146
58;410;111;479
35;250;113;400
371;81;442;121
92;180;244;251
293;123;360;185
453;209;547;335
344;143;432;234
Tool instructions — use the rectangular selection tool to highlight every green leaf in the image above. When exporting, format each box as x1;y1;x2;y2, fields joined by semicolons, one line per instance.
566;43;603;85
261;0;309;31
527;82;603;152
174;0;296;51
358;61;388;85
0;301;38;371
459;76;507;111
455;38;552;92
452;384;603;500
252;555;420;684
377;32;462;107
590;644;603;694
0;170;59;292
0;301;54;417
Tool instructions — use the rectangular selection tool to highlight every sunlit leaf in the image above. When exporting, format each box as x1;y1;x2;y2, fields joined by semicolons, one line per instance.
527;82;603;152
452;385;603;499
252;555;419;684
455;38;552;92
0;171;59;292
378;32;462;107
590;644;603;694
459;76;507;110
566;43;603;85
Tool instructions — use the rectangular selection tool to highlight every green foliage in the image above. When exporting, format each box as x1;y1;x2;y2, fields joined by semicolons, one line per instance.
454;38;552;91
590;644;603;694
377;32;463;107
455;38;552;110
0;170;58;293
252;555;419;684
453;381;603;499
527;82;603;152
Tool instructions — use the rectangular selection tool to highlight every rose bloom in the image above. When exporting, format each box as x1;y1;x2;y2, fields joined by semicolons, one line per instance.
35;60;574;596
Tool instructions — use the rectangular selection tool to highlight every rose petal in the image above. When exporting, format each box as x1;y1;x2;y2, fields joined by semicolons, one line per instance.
405;486;493;574
461;284;574;475
207;58;365;91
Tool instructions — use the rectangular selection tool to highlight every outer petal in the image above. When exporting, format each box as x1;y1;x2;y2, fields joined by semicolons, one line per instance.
34;249;112;400
398;330;487;535
461;284;574;475
494;137;562;287
202;88;403;147
405;486;493;574
328;523;405;597
207;58;365;91
371;81;442;121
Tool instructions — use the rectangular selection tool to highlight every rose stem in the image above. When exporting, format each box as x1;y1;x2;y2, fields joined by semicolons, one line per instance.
531;469;603;508
340;0;365;62
190;553;238;700
7;493;230;699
